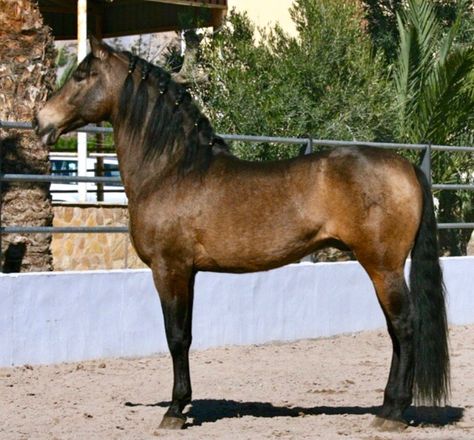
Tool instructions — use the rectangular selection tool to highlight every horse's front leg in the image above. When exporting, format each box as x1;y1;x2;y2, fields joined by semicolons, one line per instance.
152;261;195;430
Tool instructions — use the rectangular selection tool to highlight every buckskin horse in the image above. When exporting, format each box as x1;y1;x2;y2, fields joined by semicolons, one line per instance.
34;37;449;431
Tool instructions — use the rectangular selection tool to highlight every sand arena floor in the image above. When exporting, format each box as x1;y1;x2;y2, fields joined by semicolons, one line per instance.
1;325;473;440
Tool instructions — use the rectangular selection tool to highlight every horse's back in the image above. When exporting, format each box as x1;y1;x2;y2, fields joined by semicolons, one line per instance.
202;147;422;271
131;146;423;272
208;146;422;233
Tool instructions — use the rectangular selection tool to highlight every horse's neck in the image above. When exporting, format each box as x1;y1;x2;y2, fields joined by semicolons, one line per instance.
113;126;178;201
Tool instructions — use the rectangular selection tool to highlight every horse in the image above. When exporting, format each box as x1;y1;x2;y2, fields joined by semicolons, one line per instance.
34;37;449;431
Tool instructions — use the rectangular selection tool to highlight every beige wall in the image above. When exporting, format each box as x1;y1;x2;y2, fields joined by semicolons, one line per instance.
52;204;146;271
227;0;296;36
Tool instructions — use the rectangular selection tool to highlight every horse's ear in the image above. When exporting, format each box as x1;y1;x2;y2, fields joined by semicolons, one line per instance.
89;35;110;60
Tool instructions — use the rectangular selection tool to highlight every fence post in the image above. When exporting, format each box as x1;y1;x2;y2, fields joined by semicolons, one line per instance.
300;137;314;263
420;143;432;186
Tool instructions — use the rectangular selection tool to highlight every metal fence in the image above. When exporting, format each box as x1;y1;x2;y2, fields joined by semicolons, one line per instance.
1;120;474;236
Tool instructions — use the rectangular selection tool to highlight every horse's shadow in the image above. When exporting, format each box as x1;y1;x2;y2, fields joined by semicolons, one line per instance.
125;399;464;427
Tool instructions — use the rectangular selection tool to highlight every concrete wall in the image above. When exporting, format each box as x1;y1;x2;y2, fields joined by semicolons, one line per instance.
1;257;473;367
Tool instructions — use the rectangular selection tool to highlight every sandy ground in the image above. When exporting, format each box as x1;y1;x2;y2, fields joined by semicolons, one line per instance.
1;325;473;440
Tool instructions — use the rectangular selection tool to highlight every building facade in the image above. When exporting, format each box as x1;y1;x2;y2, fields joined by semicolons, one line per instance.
227;0;297;36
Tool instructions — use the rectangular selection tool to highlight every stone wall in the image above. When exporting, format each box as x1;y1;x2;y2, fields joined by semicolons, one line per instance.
52;204;146;271
468;231;474;256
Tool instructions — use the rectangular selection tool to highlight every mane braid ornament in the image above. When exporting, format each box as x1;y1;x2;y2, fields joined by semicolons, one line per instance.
118;52;229;174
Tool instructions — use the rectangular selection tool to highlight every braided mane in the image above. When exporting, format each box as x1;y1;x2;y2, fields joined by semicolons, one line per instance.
117;52;230;173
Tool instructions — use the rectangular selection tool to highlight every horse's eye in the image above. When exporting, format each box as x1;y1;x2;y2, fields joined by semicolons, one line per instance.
73;70;87;82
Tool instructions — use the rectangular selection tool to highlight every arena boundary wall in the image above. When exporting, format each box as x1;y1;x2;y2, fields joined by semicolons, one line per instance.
1;257;473;367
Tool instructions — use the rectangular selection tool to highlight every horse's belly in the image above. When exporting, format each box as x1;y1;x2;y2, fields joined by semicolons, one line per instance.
194;227;327;273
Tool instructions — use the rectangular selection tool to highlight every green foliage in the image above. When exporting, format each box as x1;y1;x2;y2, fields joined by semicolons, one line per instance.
55;46;70;67
55;46;77;88
394;0;474;145
193;1;397;161
393;0;474;254
361;0;404;62
362;0;474;62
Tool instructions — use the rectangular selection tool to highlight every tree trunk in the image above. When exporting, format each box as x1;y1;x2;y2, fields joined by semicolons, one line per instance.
0;0;56;272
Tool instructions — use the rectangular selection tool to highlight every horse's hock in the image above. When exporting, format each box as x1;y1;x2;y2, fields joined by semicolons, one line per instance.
51;204;146;271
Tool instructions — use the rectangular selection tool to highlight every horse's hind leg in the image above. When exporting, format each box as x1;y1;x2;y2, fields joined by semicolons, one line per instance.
368;269;415;430
151;262;195;430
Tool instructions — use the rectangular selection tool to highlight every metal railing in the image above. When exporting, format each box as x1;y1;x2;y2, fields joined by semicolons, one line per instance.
1;120;474;235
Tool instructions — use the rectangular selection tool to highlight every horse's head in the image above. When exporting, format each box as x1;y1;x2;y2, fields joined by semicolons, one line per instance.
35;37;122;145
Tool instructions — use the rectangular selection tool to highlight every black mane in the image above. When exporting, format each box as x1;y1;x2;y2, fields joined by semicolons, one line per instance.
117;51;230;173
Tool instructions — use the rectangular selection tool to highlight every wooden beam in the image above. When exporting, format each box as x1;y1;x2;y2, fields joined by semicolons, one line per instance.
145;0;227;9
39;6;77;14
39;0;103;15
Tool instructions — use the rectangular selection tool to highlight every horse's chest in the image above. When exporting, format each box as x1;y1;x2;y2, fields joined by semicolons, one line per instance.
128;202;195;264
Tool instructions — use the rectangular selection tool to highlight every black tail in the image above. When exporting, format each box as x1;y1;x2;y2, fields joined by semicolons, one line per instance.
410;167;450;405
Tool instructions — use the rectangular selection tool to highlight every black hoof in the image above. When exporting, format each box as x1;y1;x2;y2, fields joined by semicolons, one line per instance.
159;415;186;430
372;416;407;432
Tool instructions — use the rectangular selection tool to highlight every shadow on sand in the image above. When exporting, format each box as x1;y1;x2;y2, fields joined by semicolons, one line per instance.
125;399;464;427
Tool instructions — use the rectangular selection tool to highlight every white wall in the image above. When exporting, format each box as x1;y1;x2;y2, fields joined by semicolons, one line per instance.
1;257;473;367
227;0;297;37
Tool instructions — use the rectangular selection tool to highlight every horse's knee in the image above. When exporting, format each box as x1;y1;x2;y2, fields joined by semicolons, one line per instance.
167;333;192;355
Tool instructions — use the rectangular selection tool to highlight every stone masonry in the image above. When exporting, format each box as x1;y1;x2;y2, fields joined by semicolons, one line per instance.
52;204;146;271
468;230;474;256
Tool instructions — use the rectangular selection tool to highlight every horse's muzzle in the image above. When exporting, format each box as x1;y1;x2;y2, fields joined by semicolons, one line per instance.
33;112;58;145
36;124;58;146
